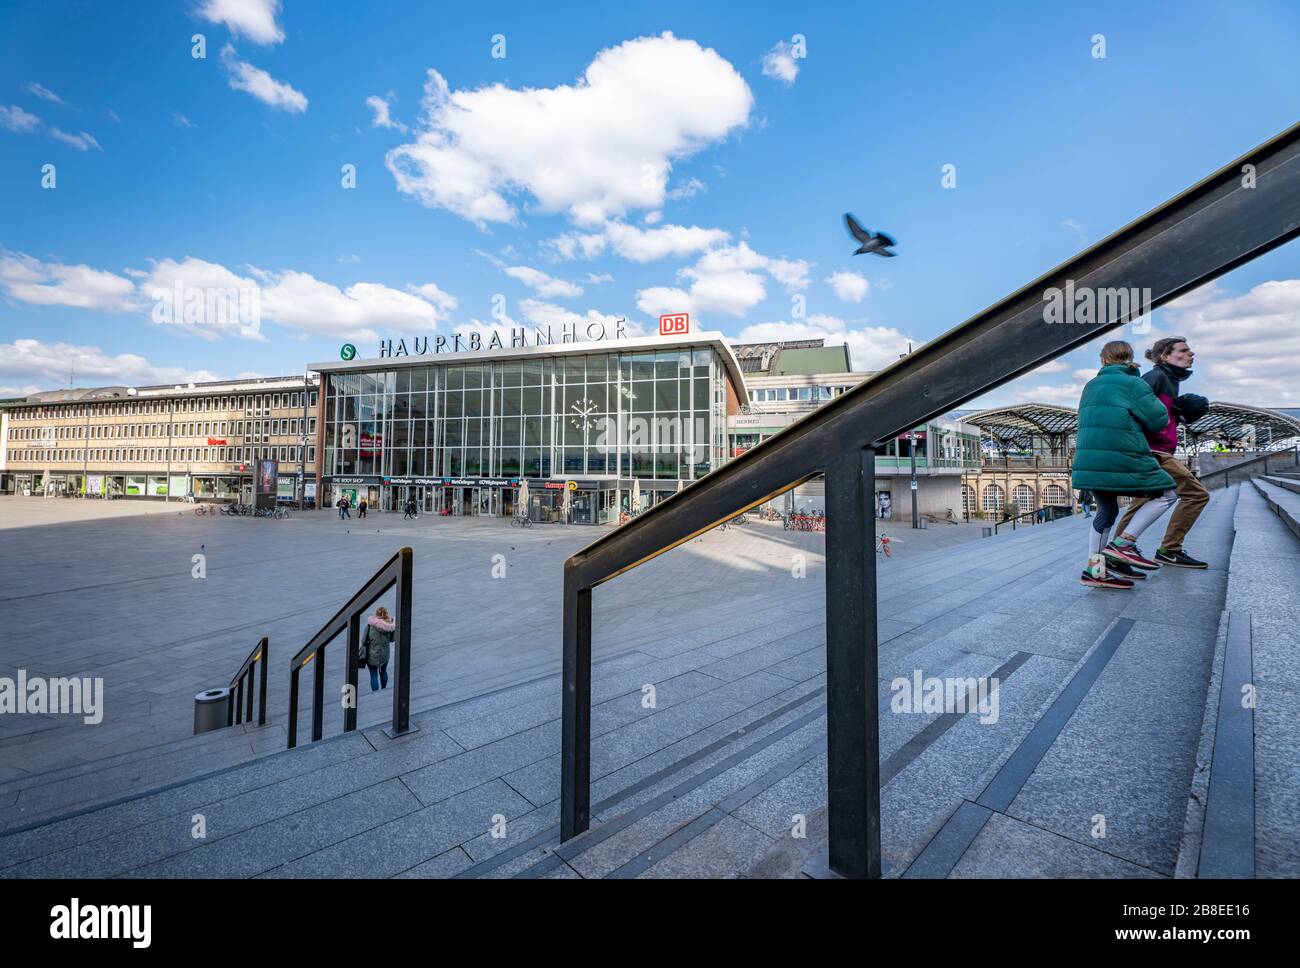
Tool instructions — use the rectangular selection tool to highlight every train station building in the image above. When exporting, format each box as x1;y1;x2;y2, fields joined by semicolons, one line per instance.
308;328;745;522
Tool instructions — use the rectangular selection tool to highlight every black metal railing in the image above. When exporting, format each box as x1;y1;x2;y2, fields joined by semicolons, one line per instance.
287;547;413;749
1197;447;1300;491
994;504;1074;534
227;636;269;727
559;123;1300;878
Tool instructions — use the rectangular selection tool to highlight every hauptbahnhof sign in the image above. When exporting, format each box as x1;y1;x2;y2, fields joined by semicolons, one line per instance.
378;318;630;358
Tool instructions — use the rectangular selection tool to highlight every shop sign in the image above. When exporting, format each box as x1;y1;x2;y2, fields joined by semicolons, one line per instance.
207;438;227;445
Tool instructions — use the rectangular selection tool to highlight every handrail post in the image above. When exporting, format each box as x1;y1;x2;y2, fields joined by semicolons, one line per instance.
245;667;254;722
390;547;413;736
823;446;882;879
345;612;361;733
257;638;268;726
287;665;299;749
235;675;244;725
560;571;592;841
312;646;325;742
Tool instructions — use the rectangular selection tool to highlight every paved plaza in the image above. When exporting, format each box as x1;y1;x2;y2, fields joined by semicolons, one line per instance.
0;482;1296;878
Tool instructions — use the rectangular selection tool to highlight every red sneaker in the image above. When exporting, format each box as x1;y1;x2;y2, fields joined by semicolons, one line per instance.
1080;569;1134;589
1104;541;1159;570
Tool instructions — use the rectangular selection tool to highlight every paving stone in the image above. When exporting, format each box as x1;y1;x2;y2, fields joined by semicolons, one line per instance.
950;811;1163;878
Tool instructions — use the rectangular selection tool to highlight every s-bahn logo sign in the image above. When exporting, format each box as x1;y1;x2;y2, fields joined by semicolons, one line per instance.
378;318;629;358
659;313;689;336
340;343;357;361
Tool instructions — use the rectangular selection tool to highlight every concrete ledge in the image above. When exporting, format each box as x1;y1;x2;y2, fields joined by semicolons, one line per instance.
1192;611;1255;878
1175;608;1230;878
1254;478;1300;541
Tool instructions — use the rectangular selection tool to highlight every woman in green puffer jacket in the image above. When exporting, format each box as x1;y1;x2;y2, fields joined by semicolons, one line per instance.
1070;340;1177;589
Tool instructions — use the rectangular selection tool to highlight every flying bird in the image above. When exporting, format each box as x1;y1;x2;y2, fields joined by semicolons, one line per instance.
844;213;897;257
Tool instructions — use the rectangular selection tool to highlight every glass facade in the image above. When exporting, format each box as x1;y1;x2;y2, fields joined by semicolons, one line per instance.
322;347;729;486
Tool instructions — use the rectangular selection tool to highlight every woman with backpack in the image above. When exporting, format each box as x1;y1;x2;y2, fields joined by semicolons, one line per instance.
1070;340;1178;589
362;606;395;690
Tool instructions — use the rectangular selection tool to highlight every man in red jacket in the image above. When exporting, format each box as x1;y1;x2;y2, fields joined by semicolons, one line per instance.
1113;337;1210;567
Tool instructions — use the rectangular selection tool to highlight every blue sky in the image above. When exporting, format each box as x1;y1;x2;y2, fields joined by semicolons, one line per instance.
2;0;1298;407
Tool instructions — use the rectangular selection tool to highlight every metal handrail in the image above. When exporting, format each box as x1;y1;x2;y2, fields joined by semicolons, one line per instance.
287;546;413;749
559;123;1300;878
227;636;269;727
1197;447;1300;490
993;504;1074;534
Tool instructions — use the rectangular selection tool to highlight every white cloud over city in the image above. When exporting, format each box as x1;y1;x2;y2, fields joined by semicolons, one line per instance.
386;32;752;225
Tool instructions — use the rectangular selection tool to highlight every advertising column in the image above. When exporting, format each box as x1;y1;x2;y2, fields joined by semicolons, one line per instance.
255;458;278;510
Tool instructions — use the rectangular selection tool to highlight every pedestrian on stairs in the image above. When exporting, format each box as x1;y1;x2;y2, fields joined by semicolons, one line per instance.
1071;340;1177;589
364;606;394;691
1112;337;1211;568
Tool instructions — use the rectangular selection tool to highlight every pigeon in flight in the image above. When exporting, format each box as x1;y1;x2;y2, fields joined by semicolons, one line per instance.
844;212;897;257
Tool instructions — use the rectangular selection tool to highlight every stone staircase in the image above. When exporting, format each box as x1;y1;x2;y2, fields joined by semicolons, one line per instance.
3;486;1294;878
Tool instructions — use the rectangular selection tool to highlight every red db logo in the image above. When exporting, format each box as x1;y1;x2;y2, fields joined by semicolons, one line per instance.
659;313;689;336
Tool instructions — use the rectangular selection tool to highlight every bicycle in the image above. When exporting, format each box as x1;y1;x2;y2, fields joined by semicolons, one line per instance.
511;514;532;528
194;504;211;516
876;533;900;556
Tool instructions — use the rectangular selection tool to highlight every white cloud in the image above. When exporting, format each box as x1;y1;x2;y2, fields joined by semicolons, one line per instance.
636;286;695;318
365;93;406;132
604;221;730;262
634;241;811;319
586;272;613;284
173;113;197;129
49;128;101;151
25;82;62;104
643;210;663;225
198;0;284;45
258;271;442;340
826;270;869;303
0;252;135;311
735;315;916;371
1157;278;1300;406
220;45;307;112
516;299;646;336
0;339;222;390
0;104;40;132
503;265;583;299
666;177;706;200
542;232;607;261
762;41;799;85
407;281;458;318
141;257;263;340
1;250;457;344
385;32;752;225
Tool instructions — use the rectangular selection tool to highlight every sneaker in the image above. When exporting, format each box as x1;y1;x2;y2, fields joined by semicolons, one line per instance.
1080;569;1134;589
1104;541;1160;570
1155;548;1208;569
1108;559;1148;580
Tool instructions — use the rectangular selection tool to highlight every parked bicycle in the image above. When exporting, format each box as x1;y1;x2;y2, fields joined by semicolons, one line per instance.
510;514;532;528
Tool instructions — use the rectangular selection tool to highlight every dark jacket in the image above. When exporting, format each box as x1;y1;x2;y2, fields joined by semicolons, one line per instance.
1140;362;1191;454
1071;363;1176;495
364;615;394;667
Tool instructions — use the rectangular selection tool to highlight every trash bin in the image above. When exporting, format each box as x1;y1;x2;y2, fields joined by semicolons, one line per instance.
194;688;231;735
981;526;994;538
917;517;928;530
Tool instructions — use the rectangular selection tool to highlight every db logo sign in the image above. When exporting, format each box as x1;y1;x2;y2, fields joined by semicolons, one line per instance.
659;313;689;336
